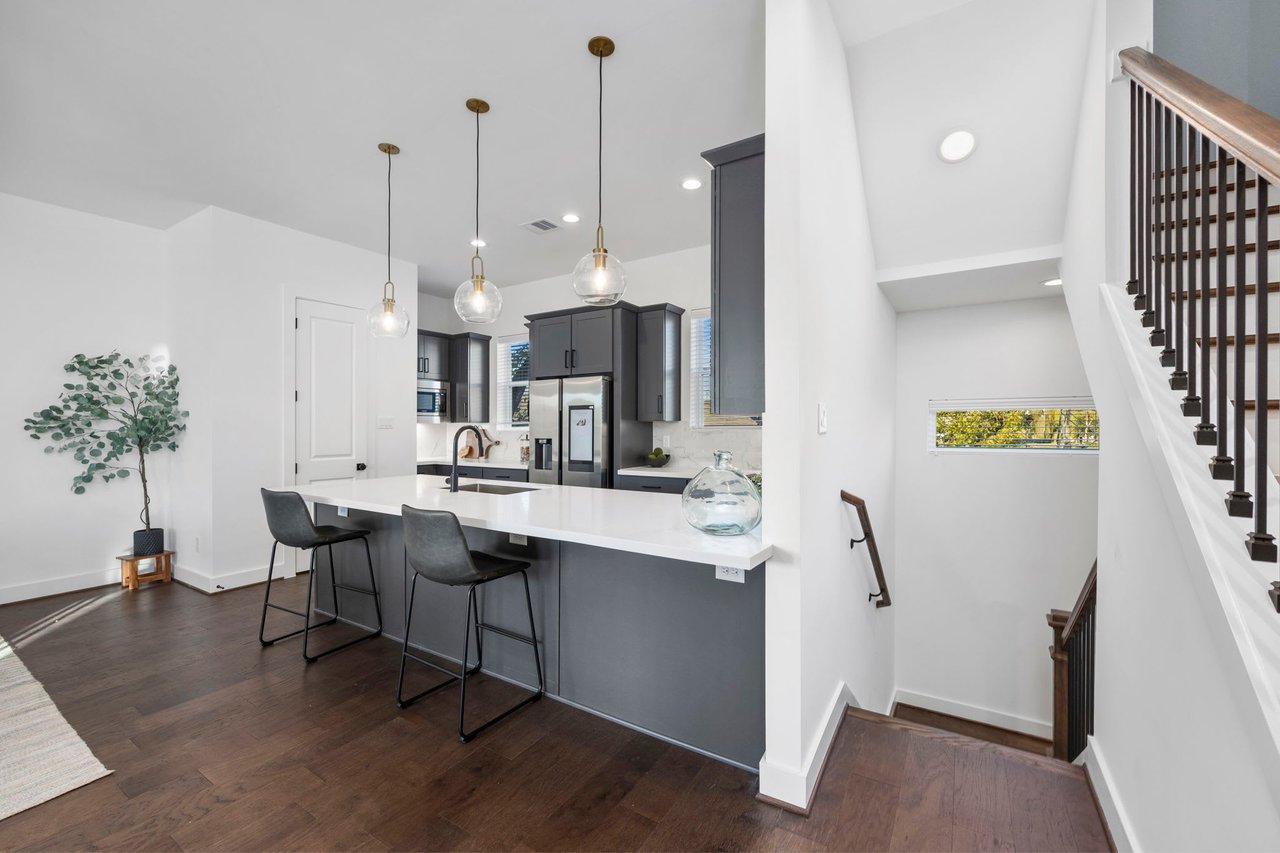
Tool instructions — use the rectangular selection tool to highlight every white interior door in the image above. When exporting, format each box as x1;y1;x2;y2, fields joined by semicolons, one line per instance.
296;299;369;487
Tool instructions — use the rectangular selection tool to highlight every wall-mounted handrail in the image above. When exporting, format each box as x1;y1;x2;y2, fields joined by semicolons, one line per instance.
1120;47;1280;186
840;490;890;608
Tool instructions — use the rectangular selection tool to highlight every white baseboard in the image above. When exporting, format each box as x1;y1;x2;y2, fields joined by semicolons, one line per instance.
173;561;281;594
0;566;119;605
891;688;1052;740
1077;737;1136;852
758;681;854;810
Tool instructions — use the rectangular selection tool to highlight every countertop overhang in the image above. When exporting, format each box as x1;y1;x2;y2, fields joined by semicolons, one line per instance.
285;475;771;570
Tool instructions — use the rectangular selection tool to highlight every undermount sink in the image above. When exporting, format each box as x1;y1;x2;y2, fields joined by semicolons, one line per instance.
442;483;538;495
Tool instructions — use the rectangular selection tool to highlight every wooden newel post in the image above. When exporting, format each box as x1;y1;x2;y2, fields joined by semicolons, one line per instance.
1047;608;1070;761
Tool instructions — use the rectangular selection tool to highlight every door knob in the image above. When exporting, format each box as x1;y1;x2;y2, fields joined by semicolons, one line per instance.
356;462;367;472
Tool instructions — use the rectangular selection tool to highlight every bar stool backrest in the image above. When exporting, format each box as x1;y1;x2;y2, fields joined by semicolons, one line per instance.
261;489;320;549
401;506;480;585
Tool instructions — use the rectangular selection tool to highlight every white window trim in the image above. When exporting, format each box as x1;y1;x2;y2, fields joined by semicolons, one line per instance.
927;396;1099;456
496;333;530;430
690;307;761;430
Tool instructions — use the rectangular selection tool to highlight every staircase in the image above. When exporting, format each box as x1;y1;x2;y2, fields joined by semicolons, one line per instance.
1119;49;1280;609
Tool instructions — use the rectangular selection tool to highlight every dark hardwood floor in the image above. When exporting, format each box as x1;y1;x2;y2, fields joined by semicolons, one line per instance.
0;578;1109;851
891;703;1054;757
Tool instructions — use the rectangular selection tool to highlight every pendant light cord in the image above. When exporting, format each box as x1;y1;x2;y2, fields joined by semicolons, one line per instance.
386;148;392;284
597;51;604;229
475;107;481;256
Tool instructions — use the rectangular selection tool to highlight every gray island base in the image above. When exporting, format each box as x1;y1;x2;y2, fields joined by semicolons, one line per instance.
308;503;765;769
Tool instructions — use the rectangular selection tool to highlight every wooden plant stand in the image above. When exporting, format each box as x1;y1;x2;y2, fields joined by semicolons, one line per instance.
118;551;174;591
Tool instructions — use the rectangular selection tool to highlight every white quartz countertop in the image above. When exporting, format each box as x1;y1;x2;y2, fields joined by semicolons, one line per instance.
287;474;771;570
417;456;524;469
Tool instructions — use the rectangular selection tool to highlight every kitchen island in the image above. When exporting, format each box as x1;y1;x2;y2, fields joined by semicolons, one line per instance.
283;474;770;769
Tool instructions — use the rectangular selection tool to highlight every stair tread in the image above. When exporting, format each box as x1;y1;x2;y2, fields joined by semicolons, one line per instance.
1153;204;1280;231
1172;282;1280;300
1153;239;1280;262
1153;177;1257;202
1198;333;1280;346
1151;156;1235;179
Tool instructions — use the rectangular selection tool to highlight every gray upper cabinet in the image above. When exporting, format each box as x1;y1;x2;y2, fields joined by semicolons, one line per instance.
529;308;614;379
702;134;764;417
636;304;683;422
531;315;573;379
417;331;450;381
570;309;613;375
449;332;490;423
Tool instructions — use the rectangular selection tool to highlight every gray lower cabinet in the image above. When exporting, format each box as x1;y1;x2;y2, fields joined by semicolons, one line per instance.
614;475;689;494
416;463;528;482
530;315;573;379
450;332;490;423
636;304;683;422
702;134;764;417
417;331;450;381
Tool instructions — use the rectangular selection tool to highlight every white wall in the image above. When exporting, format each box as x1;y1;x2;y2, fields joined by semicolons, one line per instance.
0;193;168;603
759;0;897;808
1059;0;1280;847
166;207;417;592
893;297;1098;738
414;245;762;472
1154;0;1280;119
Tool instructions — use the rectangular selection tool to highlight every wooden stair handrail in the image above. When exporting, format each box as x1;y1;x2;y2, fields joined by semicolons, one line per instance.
840;490;891;608
1120;47;1280;187
1062;561;1098;642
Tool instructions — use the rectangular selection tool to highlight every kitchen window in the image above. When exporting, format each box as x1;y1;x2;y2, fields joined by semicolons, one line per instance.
496;334;530;429
930;397;1100;453
690;308;762;429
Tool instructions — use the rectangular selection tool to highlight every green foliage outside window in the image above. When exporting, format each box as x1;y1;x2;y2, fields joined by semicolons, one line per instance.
934;408;1099;450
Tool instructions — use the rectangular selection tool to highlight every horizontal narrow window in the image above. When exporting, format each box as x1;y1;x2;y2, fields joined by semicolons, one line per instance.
930;397;1099;452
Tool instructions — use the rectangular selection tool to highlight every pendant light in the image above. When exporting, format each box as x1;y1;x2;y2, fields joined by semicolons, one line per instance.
571;36;626;305
367;142;410;338
454;98;502;324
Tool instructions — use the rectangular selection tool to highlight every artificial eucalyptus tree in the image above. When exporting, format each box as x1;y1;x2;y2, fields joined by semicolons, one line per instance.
24;352;188;534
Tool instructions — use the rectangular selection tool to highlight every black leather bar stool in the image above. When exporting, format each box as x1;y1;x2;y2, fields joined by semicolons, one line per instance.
397;505;543;742
259;489;382;662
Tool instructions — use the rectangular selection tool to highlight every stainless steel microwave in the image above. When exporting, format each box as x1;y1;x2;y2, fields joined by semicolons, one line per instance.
417;380;449;423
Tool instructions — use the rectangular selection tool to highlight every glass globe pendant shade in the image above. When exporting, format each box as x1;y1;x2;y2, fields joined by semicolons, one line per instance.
455;275;502;325
571;245;627;306
367;282;410;338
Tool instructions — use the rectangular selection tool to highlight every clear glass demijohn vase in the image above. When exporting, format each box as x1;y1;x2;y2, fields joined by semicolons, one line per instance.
681;450;762;536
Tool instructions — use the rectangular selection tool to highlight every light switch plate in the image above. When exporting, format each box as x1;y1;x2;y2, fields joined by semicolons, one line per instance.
661;434;671;450
337;506;349;518
377;416;394;430
509;533;528;546
715;565;745;583
817;402;828;435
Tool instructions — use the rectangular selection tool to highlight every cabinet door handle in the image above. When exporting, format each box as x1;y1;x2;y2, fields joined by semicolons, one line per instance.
424;356;429;374
641;484;662;491
564;350;570;369
494;474;511;480
658;394;663;413
571;349;577;368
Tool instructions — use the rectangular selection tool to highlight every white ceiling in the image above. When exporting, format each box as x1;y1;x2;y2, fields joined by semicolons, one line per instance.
832;0;1092;280
0;1;763;296
879;253;1062;313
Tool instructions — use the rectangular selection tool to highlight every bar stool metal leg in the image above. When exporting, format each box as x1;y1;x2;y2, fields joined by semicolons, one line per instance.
302;537;383;663
260;541;337;646
456;572;544;743
396;573;481;708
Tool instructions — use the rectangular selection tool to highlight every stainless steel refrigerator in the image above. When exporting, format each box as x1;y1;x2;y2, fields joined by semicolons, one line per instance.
528;376;611;488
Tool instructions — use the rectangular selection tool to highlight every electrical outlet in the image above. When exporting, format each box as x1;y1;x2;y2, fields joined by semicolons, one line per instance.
817;402;828;435
715;565;745;583
337;506;349;518
661;434;671;450
194;536;201;553
510;533;528;546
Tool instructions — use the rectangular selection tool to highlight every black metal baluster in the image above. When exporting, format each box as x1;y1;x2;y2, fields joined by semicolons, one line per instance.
1159;107;1176;366
1248;178;1276;561
1184;126;1200;412
1198;133;1216;444
1152;92;1162;325
1172;116;1188;388
1127;81;1140;297
1213;144;1234;480
1227;159;1253;516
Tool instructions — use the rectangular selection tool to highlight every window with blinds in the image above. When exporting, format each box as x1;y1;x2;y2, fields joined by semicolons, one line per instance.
690;308;762;429
496;335;530;429
930;397;1100;452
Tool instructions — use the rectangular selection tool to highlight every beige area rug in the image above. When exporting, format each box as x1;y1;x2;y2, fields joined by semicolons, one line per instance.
0;637;111;822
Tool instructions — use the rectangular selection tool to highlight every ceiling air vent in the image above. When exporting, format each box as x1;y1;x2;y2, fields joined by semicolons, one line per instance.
521;218;560;234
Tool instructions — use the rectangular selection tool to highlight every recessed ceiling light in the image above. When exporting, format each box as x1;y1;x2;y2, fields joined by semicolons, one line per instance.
1042;277;1063;287
938;130;976;163
682;178;702;190
470;238;486;248
561;213;580;223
